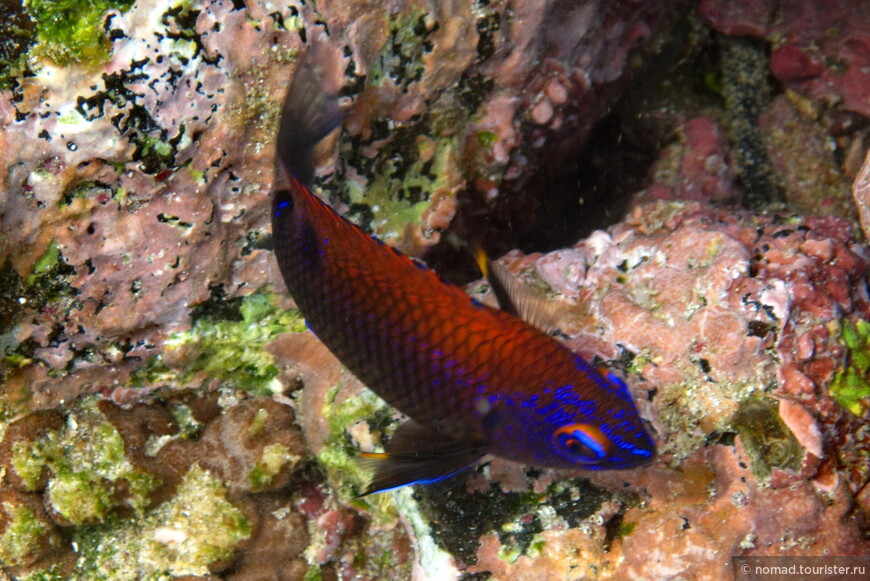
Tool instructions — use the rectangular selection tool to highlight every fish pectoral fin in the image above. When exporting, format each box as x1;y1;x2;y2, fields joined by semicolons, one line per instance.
356;420;486;496
357;448;485;496
474;245;562;336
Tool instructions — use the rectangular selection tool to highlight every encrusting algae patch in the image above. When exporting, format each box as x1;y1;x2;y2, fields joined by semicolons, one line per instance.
10;397;159;524
134;290;307;395
69;464;251;580
0;394;310;579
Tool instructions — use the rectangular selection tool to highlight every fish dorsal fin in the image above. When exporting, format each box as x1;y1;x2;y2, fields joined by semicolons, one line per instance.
357;419;486;495
473;246;562;336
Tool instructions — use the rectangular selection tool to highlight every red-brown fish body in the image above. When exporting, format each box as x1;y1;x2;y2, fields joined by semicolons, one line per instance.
272;47;655;494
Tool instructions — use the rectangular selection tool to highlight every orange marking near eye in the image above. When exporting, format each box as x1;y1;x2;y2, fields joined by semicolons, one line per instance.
554;423;612;460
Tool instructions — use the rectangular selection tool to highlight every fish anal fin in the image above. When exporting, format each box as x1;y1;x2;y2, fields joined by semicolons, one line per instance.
474;246;563;336
357;419;486;496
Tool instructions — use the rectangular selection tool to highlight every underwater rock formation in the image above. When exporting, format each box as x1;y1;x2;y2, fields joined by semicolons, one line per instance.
0;395;312;578
701;0;870;118
1;0;869;579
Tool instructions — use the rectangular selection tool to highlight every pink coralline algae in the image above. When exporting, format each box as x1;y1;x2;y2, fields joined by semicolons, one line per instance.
459;200;870;578
853;147;870;241
2;0;870;579
486;201;869;463
0;0;673;411
637;116;738;205
701;0;870;118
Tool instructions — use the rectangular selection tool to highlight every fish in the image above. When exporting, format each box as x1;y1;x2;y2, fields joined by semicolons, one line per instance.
271;43;656;495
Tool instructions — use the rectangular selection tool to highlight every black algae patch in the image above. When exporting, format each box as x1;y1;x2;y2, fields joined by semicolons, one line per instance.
0;0;35;89
0;260;28;333
719;34;785;210
418;476;615;566
417;481;542;566
189;283;244;323
547;479;611;528
240;230;272;256
459;573;493;581
0;248;77;335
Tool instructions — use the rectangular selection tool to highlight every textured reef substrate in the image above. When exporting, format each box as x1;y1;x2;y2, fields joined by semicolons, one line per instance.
1;0;870;579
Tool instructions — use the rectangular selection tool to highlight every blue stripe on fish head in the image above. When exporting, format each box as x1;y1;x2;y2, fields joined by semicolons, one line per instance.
573;355;633;404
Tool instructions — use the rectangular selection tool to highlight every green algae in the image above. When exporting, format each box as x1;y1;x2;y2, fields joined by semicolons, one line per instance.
0;395;13;447
0;240;76;342
58;181;115;208
476;130;498;147
248;442;296;492
831;319;870;416
618;520;638;537
316;384;390;500
168;402;204;439
11;428;62;491
335;10;461;245
0;502;49;567
10;397;160;523
46;471;116;524
497;542;524;564
1;399;262;578
13;564;63;581
28;240;60;283
24;239;76;306
135;290;306;395
341;134;459;243
24;0;136;66
367;10;433;90
16;564;63;581
68;463;251;579
137;134;176;173
248;407;269;436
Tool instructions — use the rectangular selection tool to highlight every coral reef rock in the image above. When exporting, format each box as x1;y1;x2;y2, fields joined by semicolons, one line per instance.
2;0;870;579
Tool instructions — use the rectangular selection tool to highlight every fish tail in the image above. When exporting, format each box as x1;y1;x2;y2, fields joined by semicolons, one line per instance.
276;40;347;185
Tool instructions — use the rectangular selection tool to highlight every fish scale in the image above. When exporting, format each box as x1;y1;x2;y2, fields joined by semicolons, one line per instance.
271;45;656;494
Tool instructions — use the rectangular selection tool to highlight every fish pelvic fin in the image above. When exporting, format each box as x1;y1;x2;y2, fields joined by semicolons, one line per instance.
473;245;563;336
276;39;347;186
356;419;487;496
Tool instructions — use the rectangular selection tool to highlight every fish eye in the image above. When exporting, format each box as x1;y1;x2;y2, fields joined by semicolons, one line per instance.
553;423;611;463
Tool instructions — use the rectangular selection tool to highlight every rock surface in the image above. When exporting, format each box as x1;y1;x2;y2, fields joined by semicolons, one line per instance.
1;0;869;580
